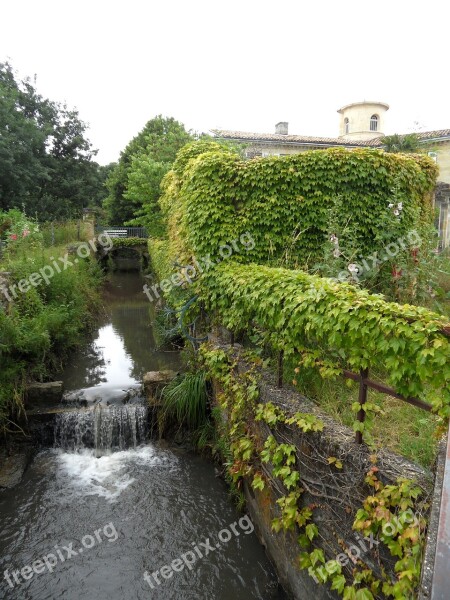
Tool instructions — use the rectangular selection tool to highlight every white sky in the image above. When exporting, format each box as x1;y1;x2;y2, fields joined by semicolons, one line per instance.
1;0;447;165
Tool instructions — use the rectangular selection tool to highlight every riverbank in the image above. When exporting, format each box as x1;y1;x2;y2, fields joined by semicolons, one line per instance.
0;239;104;438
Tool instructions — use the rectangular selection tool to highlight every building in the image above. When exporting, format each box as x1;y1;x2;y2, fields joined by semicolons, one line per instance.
213;101;450;248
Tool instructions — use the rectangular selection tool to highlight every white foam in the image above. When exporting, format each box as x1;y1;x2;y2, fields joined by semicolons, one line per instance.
54;445;173;501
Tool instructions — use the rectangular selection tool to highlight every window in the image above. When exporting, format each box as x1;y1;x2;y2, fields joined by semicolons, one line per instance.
370;115;378;131
428;151;438;163
344;118;349;134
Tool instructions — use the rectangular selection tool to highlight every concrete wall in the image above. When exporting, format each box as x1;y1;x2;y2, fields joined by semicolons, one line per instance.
432;140;450;184
211;345;434;599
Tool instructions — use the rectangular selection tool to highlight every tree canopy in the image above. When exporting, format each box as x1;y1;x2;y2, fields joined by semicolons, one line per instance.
0;62;108;220
103;115;193;230
383;133;420;153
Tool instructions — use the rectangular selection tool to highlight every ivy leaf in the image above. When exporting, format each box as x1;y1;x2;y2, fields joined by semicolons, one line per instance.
305;523;319;541
355;589;375;600
331;574;346;594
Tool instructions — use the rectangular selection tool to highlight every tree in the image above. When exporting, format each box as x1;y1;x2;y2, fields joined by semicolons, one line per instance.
0;62;107;220
104;115;193;226
383;133;420;153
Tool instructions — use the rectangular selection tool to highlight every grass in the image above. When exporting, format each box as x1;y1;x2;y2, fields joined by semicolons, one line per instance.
290;366;441;470
0;238;103;434
40;220;93;247
160;371;208;431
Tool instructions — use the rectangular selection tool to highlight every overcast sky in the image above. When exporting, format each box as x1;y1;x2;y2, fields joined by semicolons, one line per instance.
1;0;447;165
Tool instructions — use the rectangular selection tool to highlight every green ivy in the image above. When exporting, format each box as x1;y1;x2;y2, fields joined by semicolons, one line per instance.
200;263;450;418
160;142;437;270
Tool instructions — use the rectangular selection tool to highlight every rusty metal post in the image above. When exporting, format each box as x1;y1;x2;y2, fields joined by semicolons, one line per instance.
355;368;369;444
277;350;284;389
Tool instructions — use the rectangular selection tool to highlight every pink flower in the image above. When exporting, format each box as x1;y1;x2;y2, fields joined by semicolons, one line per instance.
22;229;30;237
10;233;17;240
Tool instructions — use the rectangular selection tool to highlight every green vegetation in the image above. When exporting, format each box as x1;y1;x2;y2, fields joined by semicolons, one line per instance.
104;116;193;230
159;142;436;270
40;220;94;246
148;142;448;459
0;212;103;433
160;371;208;431
143;139;448;597
0;62;110;220
200;262;449;417
383;133;420;153
109;237;148;248
200;345;428;599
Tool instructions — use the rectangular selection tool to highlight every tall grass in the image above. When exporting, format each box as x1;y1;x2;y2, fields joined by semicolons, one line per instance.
160;371;208;431
40;220;93;247
0;242;103;434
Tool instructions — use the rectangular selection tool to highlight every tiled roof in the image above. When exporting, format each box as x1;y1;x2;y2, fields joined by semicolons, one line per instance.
212;129;373;147
415;129;450;141
213;129;450;148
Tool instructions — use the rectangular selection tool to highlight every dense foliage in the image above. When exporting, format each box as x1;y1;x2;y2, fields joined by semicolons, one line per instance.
383;133;420;153
159;142;437;271
104;116;193;229
0;62;109;220
0;223;103;432
200;263;450;416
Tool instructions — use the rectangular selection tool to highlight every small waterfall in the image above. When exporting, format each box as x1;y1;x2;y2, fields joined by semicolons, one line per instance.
54;404;148;455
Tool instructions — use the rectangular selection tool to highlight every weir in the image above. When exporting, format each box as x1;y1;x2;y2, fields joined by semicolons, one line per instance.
54;404;149;455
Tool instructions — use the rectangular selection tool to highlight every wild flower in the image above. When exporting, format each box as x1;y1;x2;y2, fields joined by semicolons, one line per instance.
330;234;339;245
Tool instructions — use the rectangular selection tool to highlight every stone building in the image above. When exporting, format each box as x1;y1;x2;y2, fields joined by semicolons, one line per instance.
213;101;450;249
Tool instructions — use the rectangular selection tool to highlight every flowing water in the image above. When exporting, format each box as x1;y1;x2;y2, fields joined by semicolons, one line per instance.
0;272;286;600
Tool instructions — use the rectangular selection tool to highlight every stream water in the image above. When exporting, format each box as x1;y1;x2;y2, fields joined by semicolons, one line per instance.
0;272;286;600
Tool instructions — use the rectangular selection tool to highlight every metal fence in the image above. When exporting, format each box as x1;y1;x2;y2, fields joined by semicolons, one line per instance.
95;226;148;239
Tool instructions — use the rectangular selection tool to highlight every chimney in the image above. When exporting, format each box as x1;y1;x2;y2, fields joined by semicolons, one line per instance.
275;122;288;135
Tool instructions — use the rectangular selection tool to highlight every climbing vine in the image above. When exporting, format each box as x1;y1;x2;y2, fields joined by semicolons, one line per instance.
200;345;429;600
200;263;450;421
159;142;437;272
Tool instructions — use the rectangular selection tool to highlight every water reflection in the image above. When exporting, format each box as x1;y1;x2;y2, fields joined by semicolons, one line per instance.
58;272;180;391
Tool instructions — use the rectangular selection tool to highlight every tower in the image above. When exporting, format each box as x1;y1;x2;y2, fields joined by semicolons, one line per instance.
337;101;389;141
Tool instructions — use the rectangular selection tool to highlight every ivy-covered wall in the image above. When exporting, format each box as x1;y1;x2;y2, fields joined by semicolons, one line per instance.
202;344;432;600
160;142;437;270
147;141;447;599
200;263;450;418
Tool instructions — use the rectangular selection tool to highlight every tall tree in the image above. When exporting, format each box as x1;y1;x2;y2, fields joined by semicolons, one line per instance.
383;133;420;153
0;62;107;220
104;115;193;226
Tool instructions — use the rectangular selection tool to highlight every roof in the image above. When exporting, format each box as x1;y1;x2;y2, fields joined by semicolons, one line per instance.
211;129;377;147
337;101;390;113
415;129;450;141
212;128;450;148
